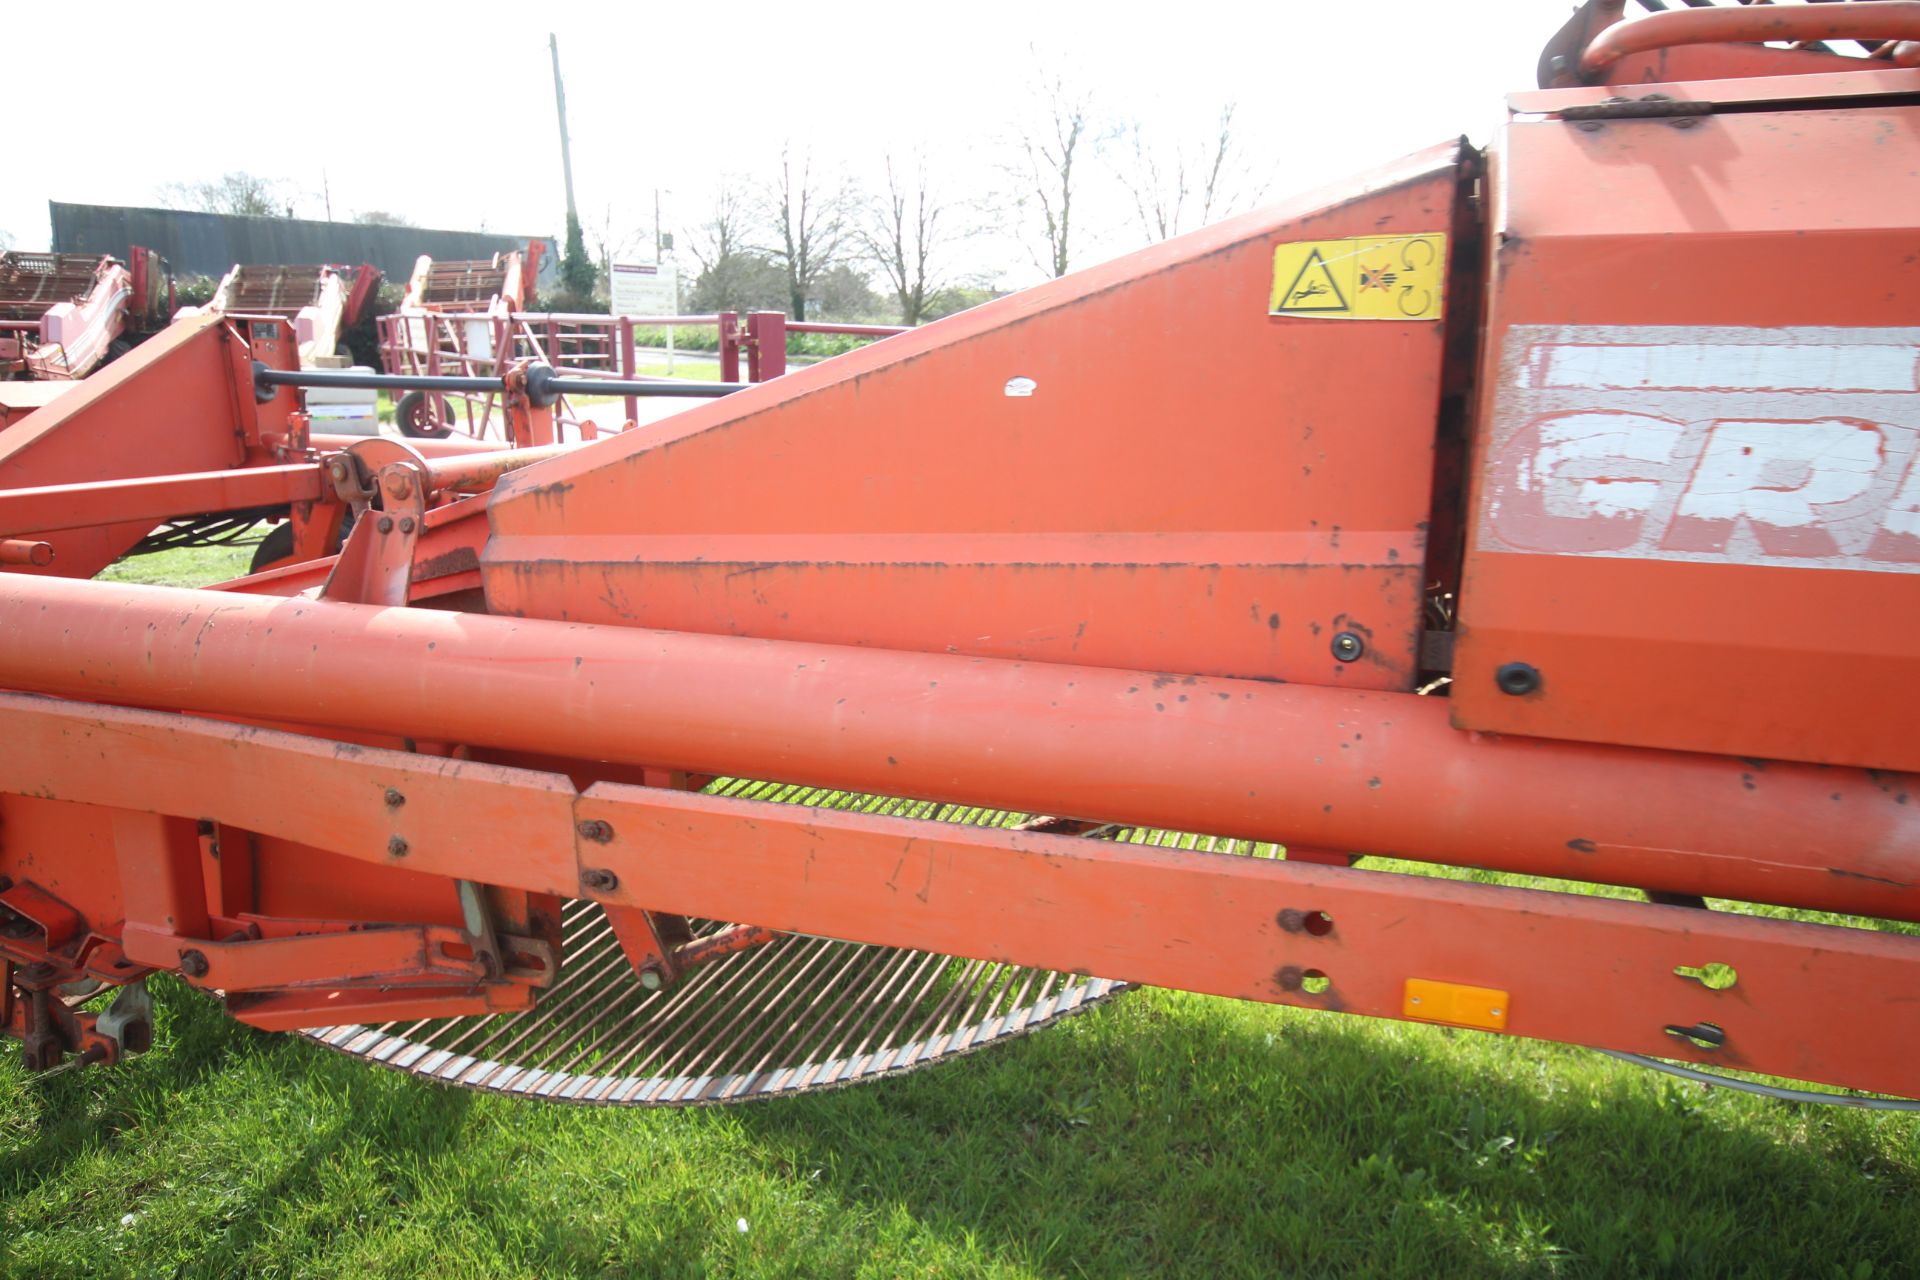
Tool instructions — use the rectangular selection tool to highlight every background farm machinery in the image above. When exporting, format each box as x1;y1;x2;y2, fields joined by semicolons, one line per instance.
377;242;905;442
0;247;171;382
1;0;1919;1108
197;261;383;369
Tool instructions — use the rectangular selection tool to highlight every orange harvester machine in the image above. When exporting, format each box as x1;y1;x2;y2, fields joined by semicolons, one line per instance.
2;1;1919;1104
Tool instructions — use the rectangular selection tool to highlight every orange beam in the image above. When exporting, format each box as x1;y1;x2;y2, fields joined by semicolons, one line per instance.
1;694;1914;1096
0;464;322;537
577;783;1920;1099
0;578;1914;920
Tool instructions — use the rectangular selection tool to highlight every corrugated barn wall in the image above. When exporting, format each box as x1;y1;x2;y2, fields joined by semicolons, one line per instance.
50;203;559;290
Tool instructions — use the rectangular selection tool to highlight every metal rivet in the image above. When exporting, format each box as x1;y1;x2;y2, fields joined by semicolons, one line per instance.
377;515;394;534
1331;632;1364;663
178;949;210;979
638;965;664;992
398;517;416;534
582;867;620;893
384;788;405;808
577;819;614;844
388;835;409;857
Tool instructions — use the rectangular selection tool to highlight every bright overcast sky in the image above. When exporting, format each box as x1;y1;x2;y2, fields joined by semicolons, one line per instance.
8;0;1555;288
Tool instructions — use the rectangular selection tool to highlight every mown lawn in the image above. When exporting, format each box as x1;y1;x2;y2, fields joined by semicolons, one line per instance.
2;552;1913;1278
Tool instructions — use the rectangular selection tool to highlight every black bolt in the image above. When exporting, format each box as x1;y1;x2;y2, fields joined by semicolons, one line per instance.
376;515;394;534
384;788;406;808
388;835;410;857
577;819;614;844
399;517;416;534
1495;662;1542;696
178;949;210;980
1331;631;1364;663
581;868;620;894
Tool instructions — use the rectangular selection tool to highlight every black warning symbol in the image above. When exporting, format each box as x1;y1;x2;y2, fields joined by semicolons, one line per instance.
1275;247;1349;313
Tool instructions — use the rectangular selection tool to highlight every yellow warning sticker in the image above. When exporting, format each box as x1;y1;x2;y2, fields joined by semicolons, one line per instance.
1270;233;1447;321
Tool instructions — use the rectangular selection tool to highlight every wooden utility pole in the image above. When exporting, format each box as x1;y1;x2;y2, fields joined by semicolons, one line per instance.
550;34;578;222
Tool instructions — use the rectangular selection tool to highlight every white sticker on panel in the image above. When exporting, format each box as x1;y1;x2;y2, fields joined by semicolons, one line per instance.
1480;326;1920;573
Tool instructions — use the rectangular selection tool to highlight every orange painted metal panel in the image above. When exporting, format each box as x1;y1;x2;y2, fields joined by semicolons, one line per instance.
0;313;272;579
1452;102;1920;770
483;144;1466;689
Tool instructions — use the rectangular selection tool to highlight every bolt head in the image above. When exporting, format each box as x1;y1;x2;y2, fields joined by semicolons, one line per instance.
388;835;410;857
581;867;620;894
1331;631;1365;663
638;966;664;992
178;949;210;980
1495;662;1542;697
376;515;394;534
398;517;416;534
384;788;405;808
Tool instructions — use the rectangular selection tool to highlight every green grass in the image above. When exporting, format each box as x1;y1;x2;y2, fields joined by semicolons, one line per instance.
634;359;723;381
93;542;259;587
3;981;1915;1279
7;551;1911;1278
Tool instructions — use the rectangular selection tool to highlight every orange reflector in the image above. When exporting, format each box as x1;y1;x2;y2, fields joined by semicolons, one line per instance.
1403;978;1510;1031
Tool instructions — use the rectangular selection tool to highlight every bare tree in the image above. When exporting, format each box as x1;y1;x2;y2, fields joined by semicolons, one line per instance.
1006;68;1093;279
1117;101;1262;243
686;180;753;277
762;147;851;321
684;180;783;313
157;172;293;217
353;210;416;228
861;154;958;325
585;202;651;278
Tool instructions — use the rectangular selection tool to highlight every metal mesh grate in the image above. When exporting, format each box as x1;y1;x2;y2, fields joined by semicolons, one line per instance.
303;783;1275;1104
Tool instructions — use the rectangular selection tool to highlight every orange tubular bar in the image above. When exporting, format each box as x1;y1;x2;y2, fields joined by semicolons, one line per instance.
1581;1;1920;73
0;464;323;537
0;574;1913;920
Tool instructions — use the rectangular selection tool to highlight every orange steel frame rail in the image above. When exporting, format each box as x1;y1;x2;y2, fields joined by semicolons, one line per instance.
1;1;1918;1097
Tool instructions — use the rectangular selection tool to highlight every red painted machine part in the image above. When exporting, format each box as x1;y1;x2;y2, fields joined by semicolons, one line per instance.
0;576;1914;922
1450;90;1920;771
483;144;1467;691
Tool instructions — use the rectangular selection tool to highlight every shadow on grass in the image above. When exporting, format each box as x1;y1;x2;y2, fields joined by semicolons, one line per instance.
3;977;475;1266
5;984;1915;1279
725;995;1917;1278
